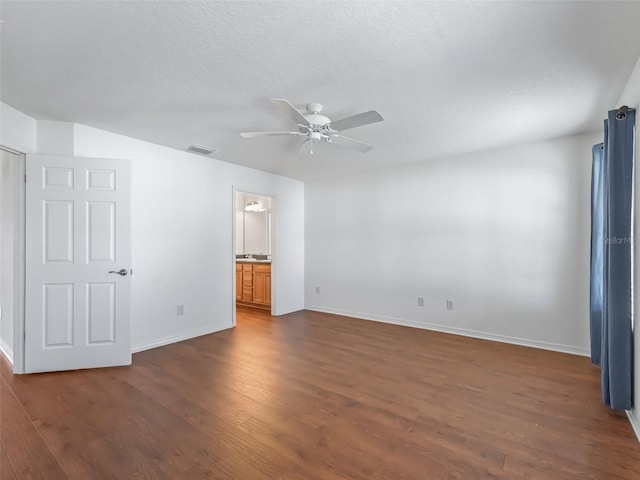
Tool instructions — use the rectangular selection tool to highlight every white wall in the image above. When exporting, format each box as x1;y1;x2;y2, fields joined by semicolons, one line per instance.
73;124;304;350
0;150;16;361
617;55;640;439
37;120;75;155
305;131;597;355
0;103;37;153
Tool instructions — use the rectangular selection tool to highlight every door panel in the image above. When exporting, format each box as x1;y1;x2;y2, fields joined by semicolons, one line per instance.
43;166;73;188
43;283;74;347
86;169;115;190
25;155;131;373
86;282;116;344
86;201;115;262
44;201;74;262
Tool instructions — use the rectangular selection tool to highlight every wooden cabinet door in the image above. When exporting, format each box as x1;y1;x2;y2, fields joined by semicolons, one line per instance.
264;273;271;306
235;270;242;301
254;272;265;304
252;264;271;306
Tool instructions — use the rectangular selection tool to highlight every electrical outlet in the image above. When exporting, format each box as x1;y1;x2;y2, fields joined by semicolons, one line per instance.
177;304;184;316
417;297;424;307
446;300;453;310
315;286;320;294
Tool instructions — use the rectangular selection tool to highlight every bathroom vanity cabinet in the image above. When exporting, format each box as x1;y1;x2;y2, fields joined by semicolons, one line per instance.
236;262;271;310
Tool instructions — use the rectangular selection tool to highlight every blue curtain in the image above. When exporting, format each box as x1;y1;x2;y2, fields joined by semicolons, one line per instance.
590;107;635;411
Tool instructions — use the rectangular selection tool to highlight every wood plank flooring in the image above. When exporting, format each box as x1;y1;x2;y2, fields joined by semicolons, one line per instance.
1;306;639;479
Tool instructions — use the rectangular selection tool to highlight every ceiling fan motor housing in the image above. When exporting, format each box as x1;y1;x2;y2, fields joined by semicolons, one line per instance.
299;110;331;134
304;113;331;127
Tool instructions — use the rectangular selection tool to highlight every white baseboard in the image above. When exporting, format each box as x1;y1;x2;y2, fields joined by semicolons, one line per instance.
131;324;232;354
305;305;590;357
0;339;13;364
627;410;640;443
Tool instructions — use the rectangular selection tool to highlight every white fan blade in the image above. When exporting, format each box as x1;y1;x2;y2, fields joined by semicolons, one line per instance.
271;99;310;126
328;110;384;132
327;134;373;153
240;131;304;138
299;138;316;155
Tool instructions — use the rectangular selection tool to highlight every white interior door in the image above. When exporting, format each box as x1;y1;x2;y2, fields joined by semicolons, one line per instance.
25;155;131;373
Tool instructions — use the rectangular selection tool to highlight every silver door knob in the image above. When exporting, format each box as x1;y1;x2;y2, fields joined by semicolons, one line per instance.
108;269;128;276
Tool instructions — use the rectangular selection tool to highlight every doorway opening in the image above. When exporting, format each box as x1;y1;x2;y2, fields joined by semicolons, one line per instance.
234;191;274;322
0;147;26;373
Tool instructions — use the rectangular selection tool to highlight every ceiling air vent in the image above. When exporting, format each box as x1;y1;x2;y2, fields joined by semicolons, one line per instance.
186;144;218;155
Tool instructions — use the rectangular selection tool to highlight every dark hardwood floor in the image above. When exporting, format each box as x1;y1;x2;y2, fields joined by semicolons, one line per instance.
1;306;639;479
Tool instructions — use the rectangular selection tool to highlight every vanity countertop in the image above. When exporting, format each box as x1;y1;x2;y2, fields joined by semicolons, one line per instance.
236;259;271;263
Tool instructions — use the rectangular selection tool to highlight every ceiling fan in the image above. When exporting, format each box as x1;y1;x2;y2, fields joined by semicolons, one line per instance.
241;99;384;154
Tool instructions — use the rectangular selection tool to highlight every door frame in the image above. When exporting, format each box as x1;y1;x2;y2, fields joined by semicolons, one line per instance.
0;146;26;374
231;186;276;326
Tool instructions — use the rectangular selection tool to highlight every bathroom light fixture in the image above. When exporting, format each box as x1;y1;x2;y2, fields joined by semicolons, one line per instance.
245;201;264;212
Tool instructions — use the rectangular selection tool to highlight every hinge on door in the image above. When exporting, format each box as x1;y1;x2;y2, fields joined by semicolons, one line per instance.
24;174;27;183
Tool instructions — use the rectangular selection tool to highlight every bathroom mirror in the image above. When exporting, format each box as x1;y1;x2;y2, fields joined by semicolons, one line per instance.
236;191;272;255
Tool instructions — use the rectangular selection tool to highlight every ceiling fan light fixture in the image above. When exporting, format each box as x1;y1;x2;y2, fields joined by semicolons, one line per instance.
299;138;316;155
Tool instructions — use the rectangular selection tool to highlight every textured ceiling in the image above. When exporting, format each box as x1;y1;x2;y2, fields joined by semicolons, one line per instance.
2;1;640;180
